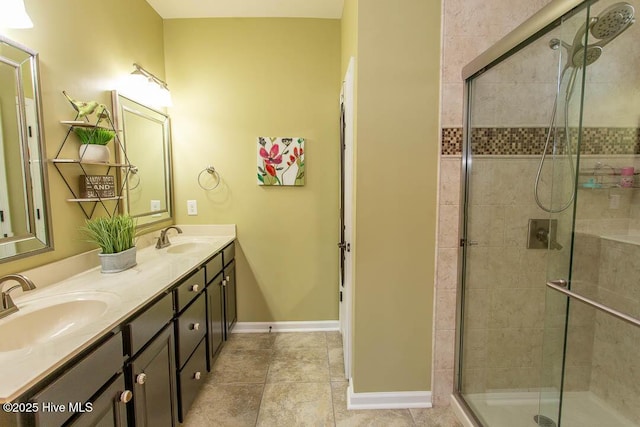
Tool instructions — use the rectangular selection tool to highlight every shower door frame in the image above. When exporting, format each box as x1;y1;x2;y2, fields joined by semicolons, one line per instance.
452;0;593;425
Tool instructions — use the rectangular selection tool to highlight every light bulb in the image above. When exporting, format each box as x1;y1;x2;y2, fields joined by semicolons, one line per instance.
0;0;34;29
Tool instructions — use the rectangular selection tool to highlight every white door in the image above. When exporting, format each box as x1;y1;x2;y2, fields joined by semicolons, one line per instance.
339;57;355;380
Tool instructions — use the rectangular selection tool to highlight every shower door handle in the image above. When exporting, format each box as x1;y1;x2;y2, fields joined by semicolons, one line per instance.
546;280;640;328
547;279;568;288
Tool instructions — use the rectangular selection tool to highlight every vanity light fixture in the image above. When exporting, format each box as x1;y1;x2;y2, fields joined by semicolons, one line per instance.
124;63;172;107
131;62;173;107
0;0;34;29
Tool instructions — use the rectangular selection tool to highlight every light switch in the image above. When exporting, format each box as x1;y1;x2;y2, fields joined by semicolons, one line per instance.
187;199;198;216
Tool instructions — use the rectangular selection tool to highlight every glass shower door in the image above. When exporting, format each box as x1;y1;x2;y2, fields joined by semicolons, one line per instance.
541;0;640;426
457;17;567;426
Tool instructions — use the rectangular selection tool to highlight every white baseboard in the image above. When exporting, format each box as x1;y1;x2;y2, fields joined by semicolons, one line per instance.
232;320;340;333
347;378;432;410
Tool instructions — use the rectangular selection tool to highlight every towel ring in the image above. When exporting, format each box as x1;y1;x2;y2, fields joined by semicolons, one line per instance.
128;166;140;190
198;165;221;190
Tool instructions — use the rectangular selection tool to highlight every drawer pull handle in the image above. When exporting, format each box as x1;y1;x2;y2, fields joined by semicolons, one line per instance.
191;322;200;331
191;284;199;292
120;390;133;403
222;280;227;287
225;275;230;282
194;371;202;380
136;373;147;385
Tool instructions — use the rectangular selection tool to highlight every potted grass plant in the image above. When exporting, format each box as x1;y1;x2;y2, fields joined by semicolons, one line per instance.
83;214;137;273
74;127;116;162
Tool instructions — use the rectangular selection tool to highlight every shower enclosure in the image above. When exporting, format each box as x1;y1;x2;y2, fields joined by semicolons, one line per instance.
455;0;640;426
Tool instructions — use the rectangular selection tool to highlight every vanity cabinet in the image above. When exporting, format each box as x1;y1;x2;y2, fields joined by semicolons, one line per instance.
222;241;237;340
124;294;177;427
4;238;237;427
10;332;127;427
173;268;208;422
205;252;224;366
128;325;177;427
68;374;129;427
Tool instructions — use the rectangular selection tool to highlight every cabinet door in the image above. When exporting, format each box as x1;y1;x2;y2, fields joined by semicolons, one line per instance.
68;374;129;427
223;259;237;339
208;272;224;368
129;325;177;427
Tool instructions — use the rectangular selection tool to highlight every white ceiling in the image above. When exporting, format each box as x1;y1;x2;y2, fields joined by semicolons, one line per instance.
145;0;345;19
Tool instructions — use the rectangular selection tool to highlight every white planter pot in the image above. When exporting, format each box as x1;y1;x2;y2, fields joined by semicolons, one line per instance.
79;144;110;163
98;246;137;273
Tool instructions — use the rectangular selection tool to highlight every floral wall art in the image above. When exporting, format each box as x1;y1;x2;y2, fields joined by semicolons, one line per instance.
257;137;305;186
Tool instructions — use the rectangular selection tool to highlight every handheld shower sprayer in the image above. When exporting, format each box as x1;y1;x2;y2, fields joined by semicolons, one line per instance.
534;2;635;213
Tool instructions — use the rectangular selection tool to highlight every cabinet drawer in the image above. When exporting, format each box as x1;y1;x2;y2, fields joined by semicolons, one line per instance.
125;293;173;357
31;332;123;427
176;294;206;368
178;338;207;422
174;268;205;313
205;252;223;284
222;241;235;266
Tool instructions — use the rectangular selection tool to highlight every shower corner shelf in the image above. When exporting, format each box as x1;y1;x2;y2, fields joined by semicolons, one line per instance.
579;184;640;190
51;112;132;219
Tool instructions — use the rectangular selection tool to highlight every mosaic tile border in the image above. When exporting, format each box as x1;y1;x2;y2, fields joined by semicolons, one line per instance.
441;127;640;156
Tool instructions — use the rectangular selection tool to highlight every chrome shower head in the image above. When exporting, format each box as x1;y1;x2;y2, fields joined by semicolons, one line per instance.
572;45;603;67
590;2;635;40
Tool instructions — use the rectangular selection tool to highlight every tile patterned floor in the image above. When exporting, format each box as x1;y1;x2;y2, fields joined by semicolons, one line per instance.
183;332;462;427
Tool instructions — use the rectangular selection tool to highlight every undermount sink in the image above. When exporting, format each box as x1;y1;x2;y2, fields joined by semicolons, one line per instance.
0;298;110;352
166;241;211;254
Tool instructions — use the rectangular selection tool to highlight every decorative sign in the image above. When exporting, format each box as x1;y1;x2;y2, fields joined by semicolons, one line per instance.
79;175;116;198
257;137;305;186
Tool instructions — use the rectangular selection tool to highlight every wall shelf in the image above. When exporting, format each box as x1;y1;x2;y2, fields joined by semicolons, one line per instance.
51;106;133;219
66;196;125;202
51;159;132;168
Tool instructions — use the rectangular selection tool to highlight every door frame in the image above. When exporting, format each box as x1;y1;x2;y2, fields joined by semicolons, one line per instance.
339;57;355;380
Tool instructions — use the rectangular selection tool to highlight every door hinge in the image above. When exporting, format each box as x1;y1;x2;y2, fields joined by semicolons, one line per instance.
338;242;351;252
339;291;343;302
0;211;3;222
460;238;478;247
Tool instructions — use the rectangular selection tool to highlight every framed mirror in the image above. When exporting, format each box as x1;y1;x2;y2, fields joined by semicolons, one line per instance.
111;91;173;228
0;35;52;263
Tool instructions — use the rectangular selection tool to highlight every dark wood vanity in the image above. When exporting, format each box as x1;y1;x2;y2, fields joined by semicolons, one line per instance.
1;240;237;427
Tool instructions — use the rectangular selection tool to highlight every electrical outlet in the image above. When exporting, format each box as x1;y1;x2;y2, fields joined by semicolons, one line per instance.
187;199;198;216
150;200;161;217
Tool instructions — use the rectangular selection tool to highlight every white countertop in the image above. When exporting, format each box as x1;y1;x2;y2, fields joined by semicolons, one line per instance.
0;225;235;402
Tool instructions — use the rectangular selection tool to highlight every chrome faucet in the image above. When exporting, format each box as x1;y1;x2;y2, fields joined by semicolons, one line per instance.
156;226;183;249
0;274;37;319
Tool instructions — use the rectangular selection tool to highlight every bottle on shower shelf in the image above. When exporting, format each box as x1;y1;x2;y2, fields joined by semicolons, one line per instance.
620;167;634;188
